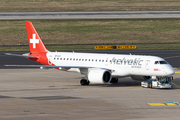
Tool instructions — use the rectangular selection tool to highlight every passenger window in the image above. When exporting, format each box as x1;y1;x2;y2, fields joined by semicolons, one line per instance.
60;58;62;60
64;58;65;60
57;58;59;60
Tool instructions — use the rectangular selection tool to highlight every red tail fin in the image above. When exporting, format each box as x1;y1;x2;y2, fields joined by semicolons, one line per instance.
25;21;48;53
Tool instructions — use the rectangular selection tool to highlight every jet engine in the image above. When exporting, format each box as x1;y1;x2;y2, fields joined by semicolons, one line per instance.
131;75;151;81
88;70;111;84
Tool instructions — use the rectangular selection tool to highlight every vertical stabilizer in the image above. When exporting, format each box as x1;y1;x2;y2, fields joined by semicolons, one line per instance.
25;21;48;53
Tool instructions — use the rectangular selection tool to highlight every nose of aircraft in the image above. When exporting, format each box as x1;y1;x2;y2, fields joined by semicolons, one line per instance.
166;66;175;75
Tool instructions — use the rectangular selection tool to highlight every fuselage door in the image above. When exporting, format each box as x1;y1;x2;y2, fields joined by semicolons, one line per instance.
105;58;109;66
48;55;53;65
145;60;150;70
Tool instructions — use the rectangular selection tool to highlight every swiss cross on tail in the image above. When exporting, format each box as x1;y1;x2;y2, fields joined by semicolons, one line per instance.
25;21;48;53
30;34;39;48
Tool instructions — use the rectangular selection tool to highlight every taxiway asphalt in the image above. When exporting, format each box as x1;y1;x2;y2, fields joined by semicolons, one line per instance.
1;11;180;20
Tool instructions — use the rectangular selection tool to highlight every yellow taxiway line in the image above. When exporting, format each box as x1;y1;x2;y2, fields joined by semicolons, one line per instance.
147;103;180;106
175;71;180;73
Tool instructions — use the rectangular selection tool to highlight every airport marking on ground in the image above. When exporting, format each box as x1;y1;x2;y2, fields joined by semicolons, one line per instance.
147;82;180;106
147;102;180;106
172;82;180;89
163;55;180;60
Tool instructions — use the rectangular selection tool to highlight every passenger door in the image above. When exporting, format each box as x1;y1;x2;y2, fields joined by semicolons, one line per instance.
145;60;150;70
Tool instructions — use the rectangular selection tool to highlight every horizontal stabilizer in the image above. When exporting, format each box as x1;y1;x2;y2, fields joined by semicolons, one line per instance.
5;53;39;58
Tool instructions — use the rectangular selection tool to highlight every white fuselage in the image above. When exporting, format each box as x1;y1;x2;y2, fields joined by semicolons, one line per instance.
46;52;175;77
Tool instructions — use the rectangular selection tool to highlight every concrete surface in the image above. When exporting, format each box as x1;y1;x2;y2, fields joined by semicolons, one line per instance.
0;68;180;120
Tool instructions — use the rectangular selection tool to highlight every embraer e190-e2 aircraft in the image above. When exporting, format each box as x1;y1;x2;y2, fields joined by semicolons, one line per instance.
5;21;175;85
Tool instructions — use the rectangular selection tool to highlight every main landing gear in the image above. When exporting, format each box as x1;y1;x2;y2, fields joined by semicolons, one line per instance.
80;78;119;85
80;79;90;85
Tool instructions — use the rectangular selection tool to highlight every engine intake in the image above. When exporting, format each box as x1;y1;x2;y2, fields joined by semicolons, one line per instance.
88;70;111;84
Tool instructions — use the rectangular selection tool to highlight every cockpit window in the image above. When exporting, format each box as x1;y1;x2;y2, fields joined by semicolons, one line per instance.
154;61;167;64
160;61;167;64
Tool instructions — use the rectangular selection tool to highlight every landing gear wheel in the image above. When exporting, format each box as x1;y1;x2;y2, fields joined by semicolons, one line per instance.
148;82;152;88
80;79;90;86
149;82;152;88
110;78;118;83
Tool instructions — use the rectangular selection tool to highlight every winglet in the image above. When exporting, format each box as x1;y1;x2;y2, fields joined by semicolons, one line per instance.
25;21;48;53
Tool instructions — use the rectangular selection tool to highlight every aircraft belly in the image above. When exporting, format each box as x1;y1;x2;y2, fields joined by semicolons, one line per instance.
67;68;80;72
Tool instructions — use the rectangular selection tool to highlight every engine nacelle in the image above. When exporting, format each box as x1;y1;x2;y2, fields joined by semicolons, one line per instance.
131;75;151;81
88;70;111;84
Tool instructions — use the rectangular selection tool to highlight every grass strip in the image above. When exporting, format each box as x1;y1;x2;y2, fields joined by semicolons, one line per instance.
1;19;180;47
1;0;180;12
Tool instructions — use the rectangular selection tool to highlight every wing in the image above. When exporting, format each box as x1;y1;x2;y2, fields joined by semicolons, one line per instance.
4;65;113;71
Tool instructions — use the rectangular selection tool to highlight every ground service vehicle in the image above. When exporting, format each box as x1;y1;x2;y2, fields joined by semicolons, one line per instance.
141;76;173;88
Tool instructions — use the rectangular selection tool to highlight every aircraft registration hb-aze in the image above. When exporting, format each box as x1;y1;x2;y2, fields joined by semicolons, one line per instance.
5;21;175;85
